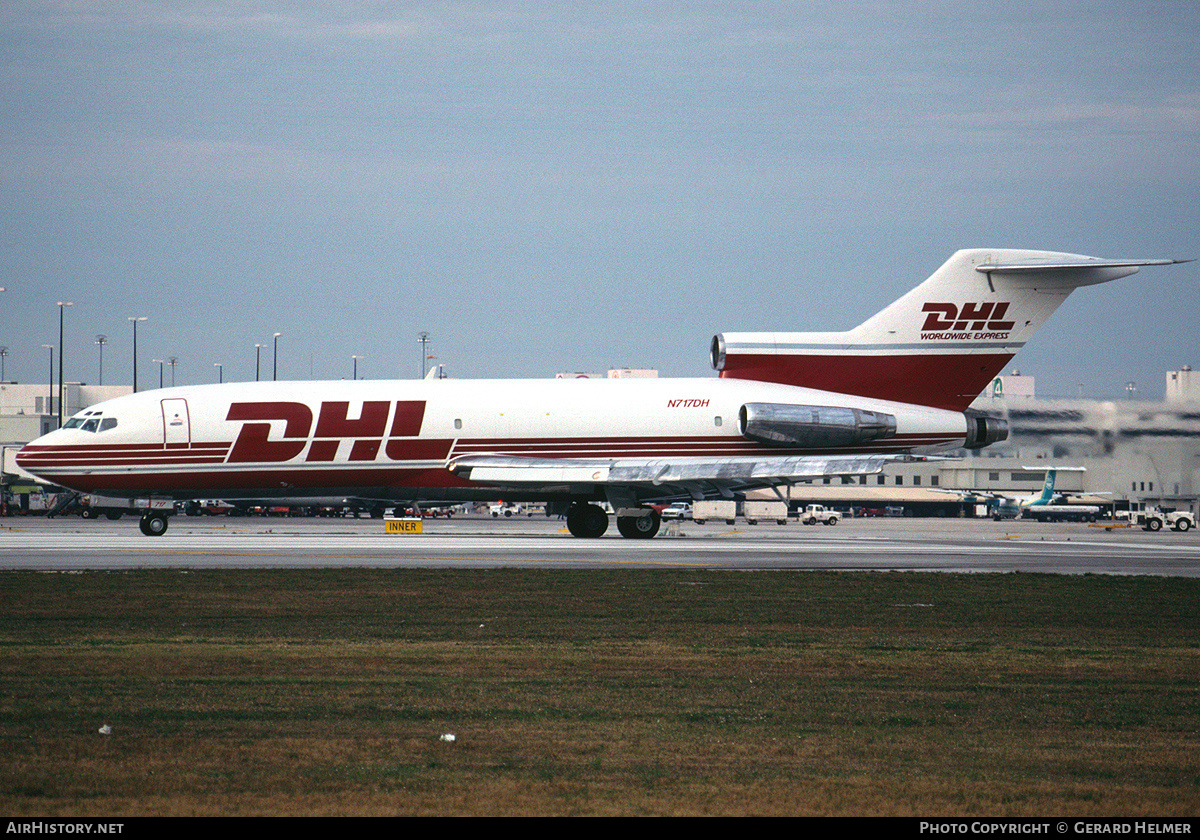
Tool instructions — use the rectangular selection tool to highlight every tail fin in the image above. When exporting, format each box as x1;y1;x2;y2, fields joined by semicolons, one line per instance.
1037;469;1057;505
1026;465;1086;506
712;249;1189;411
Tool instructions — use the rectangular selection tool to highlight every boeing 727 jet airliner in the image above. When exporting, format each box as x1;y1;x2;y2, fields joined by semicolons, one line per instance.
16;249;1189;537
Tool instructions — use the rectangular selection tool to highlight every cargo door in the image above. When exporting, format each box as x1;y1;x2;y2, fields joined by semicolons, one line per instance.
161;398;191;447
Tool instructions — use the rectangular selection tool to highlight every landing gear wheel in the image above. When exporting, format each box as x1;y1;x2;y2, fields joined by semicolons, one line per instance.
617;509;661;539
617;510;661;539
139;512;169;536
566;503;609;538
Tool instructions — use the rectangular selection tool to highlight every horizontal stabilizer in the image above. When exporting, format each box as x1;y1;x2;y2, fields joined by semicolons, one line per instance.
974;256;1194;289
979;257;1192;273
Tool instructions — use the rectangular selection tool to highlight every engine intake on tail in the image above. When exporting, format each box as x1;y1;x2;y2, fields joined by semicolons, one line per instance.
962;409;1009;449
739;403;897;448
710;334;726;371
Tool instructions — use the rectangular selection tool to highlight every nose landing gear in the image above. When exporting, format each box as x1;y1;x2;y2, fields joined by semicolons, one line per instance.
139;511;170;536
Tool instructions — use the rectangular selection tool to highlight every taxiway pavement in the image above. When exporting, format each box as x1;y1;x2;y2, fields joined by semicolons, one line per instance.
2;514;1198;575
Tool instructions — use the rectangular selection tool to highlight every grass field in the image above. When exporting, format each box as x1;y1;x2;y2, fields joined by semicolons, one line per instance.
1;568;1198;816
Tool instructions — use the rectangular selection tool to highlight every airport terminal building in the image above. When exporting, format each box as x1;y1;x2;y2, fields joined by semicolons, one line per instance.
0;381;132;441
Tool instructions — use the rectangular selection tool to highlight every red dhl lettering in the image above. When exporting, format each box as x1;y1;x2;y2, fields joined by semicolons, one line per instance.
920;302;1015;332
225;400;433;463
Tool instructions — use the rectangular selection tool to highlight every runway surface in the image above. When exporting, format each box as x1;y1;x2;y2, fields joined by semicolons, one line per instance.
2;514;1198;575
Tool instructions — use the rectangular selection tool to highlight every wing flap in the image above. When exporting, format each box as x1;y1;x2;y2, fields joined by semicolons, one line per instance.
450;454;896;496
456;460;611;484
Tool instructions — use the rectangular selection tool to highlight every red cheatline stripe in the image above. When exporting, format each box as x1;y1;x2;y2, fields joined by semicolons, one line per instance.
19;432;964;470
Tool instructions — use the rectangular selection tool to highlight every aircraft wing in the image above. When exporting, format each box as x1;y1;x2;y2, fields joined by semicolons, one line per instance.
1052;492;1112;503
928;487;1006;501
448;453;897;500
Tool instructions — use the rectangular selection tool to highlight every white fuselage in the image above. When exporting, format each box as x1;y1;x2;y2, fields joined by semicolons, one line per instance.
17;376;968;502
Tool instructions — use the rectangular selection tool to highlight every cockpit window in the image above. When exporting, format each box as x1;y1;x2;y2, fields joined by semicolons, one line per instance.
63;413;116;433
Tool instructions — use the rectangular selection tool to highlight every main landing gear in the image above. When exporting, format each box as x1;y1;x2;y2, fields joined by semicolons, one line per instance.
616;508;661;539
566;503;608;538
139;511;170;536
565;503;661;539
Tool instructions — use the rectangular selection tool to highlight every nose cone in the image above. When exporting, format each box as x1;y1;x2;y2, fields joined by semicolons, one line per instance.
14;428;82;488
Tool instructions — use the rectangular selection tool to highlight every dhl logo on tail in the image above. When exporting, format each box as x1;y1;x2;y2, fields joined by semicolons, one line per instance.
920;302;1015;334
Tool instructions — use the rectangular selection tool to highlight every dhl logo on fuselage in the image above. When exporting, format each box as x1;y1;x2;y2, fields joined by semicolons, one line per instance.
919;302;1015;340
226;400;438;463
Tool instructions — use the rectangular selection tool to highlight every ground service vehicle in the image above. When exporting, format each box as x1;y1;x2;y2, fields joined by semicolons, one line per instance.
744;500;788;525
800;504;840;525
692;500;736;525
1023;504;1100;523
1140;509;1195;532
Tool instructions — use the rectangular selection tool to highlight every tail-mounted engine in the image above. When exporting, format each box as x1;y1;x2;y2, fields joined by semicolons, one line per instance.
962;409;1009;449
739;403;897;449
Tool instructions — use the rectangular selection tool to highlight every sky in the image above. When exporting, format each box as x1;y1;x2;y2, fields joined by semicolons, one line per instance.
1;1;1197;399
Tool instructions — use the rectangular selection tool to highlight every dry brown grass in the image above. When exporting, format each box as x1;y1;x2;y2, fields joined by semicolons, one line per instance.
1;569;1198;816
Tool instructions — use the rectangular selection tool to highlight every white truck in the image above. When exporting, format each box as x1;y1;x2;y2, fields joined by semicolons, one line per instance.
744;501;789;525
692;500;737;525
799;504;841;526
1139;508;1195;532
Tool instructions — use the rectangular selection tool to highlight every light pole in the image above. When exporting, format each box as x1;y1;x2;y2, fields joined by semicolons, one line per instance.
57;301;72;426
273;333;281;381
153;359;164;389
95;335;107;385
214;363;223;383
418;332;431;379
352;355;362;380
0;346;8;382
168;356;178;387
129;317;146;392
41;345;53;421
255;344;264;382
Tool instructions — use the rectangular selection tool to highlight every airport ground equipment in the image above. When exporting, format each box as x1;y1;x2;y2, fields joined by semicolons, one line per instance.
799;504;841;525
